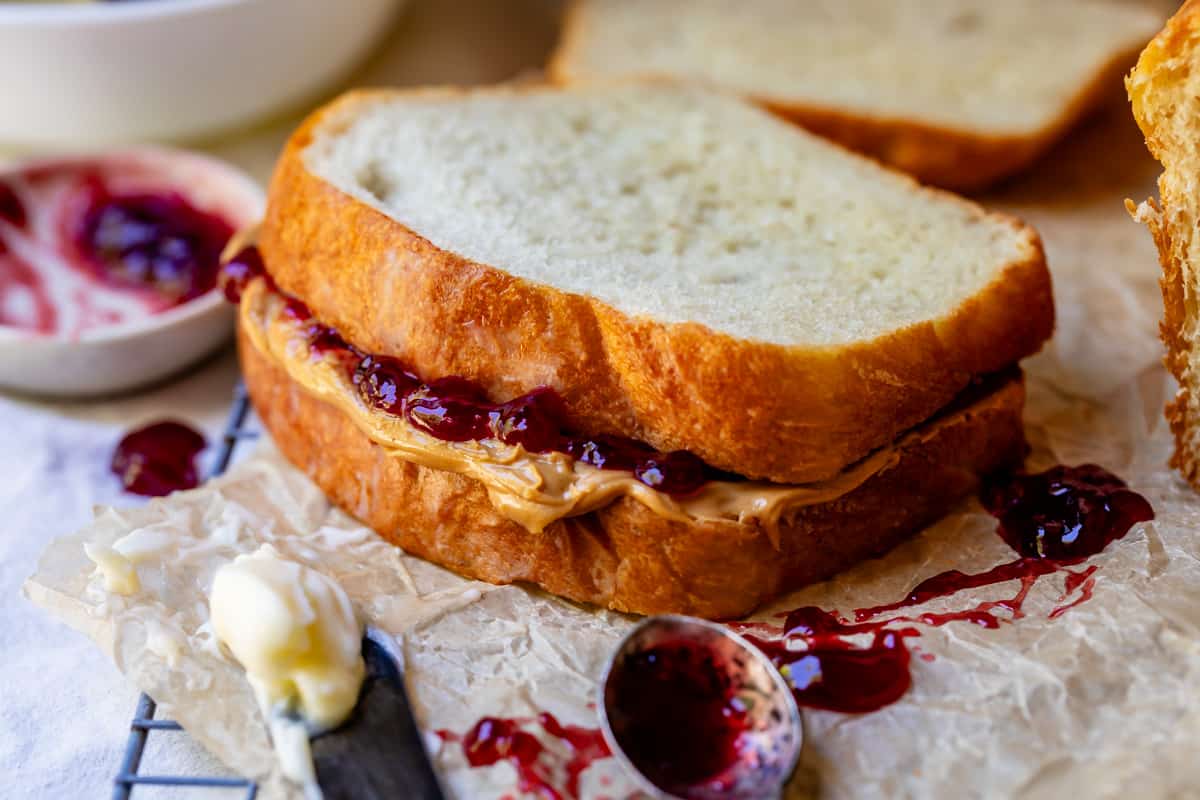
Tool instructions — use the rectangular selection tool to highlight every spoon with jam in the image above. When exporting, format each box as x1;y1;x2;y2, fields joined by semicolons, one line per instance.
600;615;804;800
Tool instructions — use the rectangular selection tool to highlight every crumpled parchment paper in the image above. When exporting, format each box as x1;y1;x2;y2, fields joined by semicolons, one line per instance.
23;91;1200;798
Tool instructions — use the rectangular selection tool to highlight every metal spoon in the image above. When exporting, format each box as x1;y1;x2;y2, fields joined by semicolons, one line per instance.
599;615;804;800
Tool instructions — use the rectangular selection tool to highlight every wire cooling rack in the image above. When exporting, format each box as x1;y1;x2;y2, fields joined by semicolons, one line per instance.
112;383;260;800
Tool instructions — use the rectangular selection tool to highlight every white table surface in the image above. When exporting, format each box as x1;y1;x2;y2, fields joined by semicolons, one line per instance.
2;3;557;796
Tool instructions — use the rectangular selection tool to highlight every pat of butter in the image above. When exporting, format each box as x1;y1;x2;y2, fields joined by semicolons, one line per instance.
209;545;365;733
84;543;140;595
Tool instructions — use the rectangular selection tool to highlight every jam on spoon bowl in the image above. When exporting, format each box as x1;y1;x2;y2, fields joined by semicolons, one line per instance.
0;148;264;397
600;615;804;800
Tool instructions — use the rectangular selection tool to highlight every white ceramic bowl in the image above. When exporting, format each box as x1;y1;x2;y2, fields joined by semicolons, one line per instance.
0;0;405;146
0;147;264;397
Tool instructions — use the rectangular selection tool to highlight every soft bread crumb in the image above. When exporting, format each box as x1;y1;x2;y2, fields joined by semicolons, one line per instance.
555;0;1163;134
304;85;1030;347
1129;0;1200;485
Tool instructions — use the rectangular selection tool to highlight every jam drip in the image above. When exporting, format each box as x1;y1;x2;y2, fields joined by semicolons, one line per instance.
605;640;749;796
438;712;610;800
224;246;719;499
852;558;1059;622
218;245;264;303
67;176;234;303
0;246;56;334
111;421;207;497
740;464;1154;715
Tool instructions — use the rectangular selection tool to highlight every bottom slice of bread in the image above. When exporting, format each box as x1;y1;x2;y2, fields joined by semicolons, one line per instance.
241;326;1027;620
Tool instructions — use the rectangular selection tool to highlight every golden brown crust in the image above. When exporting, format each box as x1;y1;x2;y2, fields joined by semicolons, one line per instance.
1129;0;1200;487
258;86;1053;485
548;0;1147;191
241;321;1029;620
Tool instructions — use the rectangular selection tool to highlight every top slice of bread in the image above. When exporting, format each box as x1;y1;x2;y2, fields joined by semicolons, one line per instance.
259;84;1052;484
550;0;1164;190
1129;0;1200;488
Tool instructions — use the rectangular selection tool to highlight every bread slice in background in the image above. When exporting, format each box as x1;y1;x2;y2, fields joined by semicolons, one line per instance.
1129;0;1200;489
260;84;1053;485
241;318;1028;619
550;0;1164;190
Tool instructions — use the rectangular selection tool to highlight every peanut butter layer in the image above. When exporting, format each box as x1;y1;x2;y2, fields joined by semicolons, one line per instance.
242;279;922;536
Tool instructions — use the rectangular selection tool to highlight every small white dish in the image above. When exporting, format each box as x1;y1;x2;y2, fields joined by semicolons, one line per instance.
0;147;263;397
0;0;406;146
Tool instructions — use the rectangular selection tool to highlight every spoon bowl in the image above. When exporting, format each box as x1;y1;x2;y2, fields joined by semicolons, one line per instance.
599;615;803;800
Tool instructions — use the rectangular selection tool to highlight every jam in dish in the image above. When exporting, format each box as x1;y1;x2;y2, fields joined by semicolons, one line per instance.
0;159;238;336
65;178;233;303
0;180;26;229
111;420;206;497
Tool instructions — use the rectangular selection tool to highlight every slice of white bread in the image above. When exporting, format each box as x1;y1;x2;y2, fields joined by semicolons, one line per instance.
550;0;1165;190
259;84;1053;484
1129;0;1200;488
241;318;1029;618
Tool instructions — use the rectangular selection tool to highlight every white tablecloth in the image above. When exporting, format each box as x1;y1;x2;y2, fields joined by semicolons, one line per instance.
4;355;243;799
2;3;558;796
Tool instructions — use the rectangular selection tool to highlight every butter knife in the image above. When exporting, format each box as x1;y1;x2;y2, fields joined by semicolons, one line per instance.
310;627;446;800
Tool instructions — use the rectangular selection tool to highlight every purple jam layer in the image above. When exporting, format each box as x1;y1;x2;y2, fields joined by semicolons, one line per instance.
604;639;749;796
350;345;714;497
224;246;720;498
111;421;207;497
67;175;235;303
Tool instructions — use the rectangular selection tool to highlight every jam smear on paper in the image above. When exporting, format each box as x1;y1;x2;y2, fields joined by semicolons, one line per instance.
604;639;749;796
111;421;207;497
742;464;1153;714
981;463;1154;561
742;627;913;714
437;713;610;800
